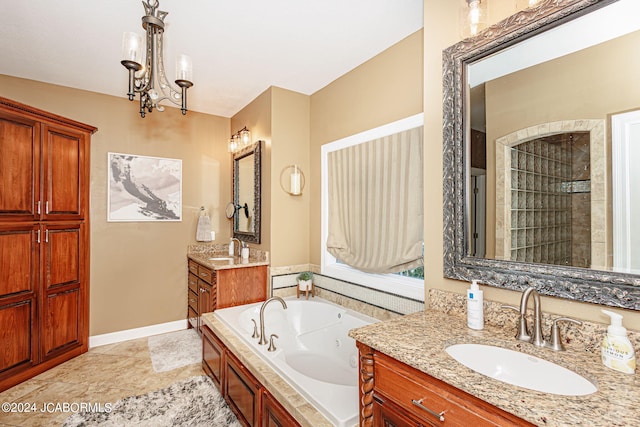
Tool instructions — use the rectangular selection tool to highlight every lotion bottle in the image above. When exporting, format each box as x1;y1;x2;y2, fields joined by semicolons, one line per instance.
601;310;636;374
228;238;234;256
467;280;484;330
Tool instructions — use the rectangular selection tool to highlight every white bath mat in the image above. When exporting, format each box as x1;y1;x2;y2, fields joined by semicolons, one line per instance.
148;329;202;373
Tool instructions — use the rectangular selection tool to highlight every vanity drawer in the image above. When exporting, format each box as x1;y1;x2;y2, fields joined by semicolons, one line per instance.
373;352;530;426
198;265;216;284
188;260;199;275
188;273;198;294
188;289;198;312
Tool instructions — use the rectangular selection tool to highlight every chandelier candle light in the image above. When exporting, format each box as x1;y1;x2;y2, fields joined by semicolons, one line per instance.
121;0;193;118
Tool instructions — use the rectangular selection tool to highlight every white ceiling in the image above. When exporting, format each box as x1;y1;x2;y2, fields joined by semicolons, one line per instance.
0;0;423;118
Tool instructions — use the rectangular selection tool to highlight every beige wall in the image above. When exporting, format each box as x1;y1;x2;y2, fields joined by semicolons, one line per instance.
0;74;231;335
230;87;311;267
270;87;311;267
425;0;640;329
309;29;424;264
231;89;272;254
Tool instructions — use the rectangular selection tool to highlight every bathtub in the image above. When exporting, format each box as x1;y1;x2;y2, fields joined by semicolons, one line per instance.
213;297;378;427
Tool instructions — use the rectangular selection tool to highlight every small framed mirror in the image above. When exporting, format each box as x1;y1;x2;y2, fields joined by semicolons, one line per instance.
232;141;262;243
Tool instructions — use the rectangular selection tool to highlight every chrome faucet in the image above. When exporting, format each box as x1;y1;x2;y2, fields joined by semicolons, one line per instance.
517;287;545;347
258;296;287;345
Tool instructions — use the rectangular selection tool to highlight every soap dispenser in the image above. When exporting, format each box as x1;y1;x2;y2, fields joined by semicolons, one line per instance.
601;310;636;374
467;280;484;330
228;238;234;256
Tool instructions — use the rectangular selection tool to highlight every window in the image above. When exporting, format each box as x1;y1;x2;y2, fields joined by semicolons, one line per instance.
321;114;424;300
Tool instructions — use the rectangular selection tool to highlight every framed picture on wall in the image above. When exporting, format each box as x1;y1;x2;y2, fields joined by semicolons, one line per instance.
107;152;182;222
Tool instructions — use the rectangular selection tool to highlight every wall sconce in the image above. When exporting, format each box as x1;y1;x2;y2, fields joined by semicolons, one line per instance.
461;0;488;38
280;165;305;196
228;126;251;153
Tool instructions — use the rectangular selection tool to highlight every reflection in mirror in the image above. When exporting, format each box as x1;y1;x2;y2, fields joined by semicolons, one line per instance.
443;0;640;309
233;141;261;243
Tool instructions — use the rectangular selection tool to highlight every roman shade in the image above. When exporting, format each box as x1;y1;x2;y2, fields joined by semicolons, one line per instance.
326;126;423;274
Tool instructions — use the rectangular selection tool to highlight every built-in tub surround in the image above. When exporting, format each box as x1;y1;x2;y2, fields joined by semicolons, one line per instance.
212;297;377;427
203;298;378;427
271;264;424;317
349;289;640;426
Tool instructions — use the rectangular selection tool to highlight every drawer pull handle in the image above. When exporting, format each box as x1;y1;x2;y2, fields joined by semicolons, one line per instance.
201;272;208;277
411;399;445;422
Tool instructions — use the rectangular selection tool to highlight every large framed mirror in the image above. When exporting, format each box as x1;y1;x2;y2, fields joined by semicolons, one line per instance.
443;0;640;310
232;140;262;243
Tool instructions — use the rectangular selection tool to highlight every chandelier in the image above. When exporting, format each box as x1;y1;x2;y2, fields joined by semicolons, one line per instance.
121;0;193;118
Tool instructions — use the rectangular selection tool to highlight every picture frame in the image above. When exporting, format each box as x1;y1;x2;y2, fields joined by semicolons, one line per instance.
107;152;182;222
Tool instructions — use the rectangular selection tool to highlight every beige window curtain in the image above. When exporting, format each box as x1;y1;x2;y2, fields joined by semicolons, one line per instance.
326;126;423;274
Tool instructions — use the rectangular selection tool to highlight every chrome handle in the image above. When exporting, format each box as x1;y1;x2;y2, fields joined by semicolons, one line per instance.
36;201;41;215
201;272;208;277
45;229;49;243
200;288;206;293
36;229;41;244
251;319;260;339
45;201;50;214
411;399;445;422
267;334;279;352
546;317;583;351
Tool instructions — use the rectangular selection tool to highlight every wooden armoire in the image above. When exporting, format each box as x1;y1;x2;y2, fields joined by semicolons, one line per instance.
0;97;96;392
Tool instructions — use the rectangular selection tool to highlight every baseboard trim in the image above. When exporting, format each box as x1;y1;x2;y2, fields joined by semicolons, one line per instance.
89;319;189;348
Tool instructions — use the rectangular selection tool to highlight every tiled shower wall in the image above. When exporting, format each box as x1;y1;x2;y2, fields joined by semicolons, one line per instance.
509;132;591;267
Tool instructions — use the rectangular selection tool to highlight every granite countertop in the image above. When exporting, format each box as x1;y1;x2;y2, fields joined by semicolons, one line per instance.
188;253;269;271
348;310;640;426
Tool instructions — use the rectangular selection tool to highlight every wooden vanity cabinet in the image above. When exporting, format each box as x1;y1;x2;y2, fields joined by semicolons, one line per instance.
187;258;267;335
357;342;534;427
0;97;95;392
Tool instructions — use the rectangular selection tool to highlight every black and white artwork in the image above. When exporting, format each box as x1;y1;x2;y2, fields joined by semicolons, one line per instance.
108;152;182;222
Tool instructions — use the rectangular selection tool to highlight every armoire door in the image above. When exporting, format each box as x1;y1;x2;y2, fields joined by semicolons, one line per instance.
40;223;85;360
0;224;39;378
0;112;40;221
40;124;87;221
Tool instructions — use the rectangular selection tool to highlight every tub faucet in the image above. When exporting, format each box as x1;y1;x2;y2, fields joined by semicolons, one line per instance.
517;287;545;347
258;296;288;345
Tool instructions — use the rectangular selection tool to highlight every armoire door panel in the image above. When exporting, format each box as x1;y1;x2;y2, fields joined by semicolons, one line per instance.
42;288;80;358
41;125;84;220
44;225;80;289
0;227;37;296
0;300;36;375
0;114;40;219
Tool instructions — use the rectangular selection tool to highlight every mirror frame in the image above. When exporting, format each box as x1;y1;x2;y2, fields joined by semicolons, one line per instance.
442;0;640;310
232;140;262;244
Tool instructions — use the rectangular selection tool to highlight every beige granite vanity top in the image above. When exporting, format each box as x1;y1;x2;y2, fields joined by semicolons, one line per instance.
201;313;334;427
348;310;640;427
188;253;268;270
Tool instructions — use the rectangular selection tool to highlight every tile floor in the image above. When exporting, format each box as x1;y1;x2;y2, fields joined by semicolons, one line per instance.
0;335;205;427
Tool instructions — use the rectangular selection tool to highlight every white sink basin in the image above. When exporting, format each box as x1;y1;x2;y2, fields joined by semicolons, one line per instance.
445;343;597;396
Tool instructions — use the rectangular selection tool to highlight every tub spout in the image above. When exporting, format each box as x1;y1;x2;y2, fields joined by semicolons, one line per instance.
258;296;288;345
